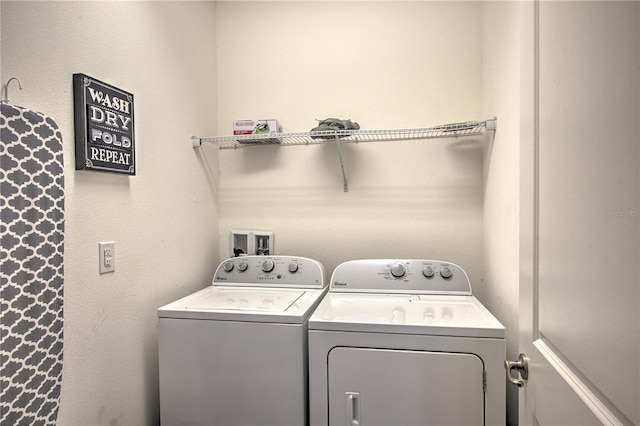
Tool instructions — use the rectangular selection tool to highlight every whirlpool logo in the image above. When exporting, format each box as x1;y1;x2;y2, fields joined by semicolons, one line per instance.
333;281;348;287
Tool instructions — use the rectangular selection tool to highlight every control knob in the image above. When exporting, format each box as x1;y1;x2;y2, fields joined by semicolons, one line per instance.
223;262;234;272
238;260;248;272
390;263;406;278
262;259;275;273
422;266;435;278
440;265;453;279
288;263;299;273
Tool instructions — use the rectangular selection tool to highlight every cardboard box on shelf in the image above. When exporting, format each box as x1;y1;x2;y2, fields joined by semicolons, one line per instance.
234;120;282;144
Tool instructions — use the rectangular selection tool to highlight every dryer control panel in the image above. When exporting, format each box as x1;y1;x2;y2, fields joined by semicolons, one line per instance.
214;255;326;289
330;259;472;295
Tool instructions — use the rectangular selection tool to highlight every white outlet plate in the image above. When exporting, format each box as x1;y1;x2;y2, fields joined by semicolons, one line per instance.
99;242;115;274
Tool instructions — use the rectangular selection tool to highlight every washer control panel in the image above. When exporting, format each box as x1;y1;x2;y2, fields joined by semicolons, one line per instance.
214;255;326;288
330;259;472;295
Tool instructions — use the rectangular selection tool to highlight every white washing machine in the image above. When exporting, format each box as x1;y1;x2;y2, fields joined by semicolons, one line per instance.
158;255;327;426
308;259;505;426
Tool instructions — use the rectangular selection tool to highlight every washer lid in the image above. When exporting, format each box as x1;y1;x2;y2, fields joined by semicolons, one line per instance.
308;293;505;338
158;285;328;323
185;288;304;311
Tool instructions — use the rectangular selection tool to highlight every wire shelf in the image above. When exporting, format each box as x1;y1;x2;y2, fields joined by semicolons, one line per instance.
191;118;496;192
192;119;495;149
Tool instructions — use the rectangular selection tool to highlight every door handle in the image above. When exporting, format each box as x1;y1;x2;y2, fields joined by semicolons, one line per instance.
505;353;529;387
345;392;360;426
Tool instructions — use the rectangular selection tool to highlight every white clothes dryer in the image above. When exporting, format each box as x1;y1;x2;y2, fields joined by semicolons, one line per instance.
158;255;327;426
308;259;505;426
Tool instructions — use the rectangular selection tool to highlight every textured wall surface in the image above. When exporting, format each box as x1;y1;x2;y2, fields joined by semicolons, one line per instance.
1;2;219;425
215;1;487;300
482;3;523;424
2;1;534;425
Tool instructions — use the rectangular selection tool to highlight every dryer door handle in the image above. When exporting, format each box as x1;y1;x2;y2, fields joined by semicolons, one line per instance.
345;392;360;426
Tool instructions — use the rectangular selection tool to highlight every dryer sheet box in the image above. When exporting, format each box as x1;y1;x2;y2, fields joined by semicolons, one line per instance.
234;119;282;145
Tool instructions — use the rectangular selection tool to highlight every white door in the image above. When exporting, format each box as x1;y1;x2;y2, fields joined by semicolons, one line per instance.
328;348;485;425
518;1;639;424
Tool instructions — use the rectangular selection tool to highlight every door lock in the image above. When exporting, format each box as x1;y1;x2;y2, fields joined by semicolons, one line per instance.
505;353;529;387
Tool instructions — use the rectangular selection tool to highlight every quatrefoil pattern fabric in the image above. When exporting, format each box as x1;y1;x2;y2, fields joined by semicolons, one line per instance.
1;103;64;426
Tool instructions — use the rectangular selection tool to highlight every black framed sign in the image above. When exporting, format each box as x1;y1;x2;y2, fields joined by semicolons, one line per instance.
73;74;136;174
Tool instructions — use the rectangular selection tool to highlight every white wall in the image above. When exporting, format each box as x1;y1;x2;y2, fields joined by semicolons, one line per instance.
482;2;523;425
2;1;528;425
215;1;487;300
1;2;219;425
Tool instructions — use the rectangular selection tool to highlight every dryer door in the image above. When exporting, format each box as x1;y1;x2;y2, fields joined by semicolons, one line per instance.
328;348;484;425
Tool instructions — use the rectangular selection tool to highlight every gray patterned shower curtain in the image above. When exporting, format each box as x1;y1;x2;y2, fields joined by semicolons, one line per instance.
1;103;64;425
